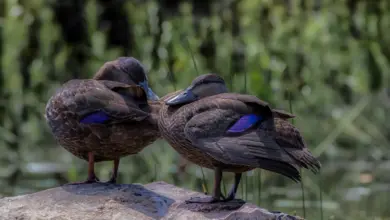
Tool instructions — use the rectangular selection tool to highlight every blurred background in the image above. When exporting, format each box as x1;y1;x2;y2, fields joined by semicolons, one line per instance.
1;0;390;219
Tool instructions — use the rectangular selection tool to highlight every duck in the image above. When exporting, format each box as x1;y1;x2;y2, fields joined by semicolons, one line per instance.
45;57;160;184
158;73;321;203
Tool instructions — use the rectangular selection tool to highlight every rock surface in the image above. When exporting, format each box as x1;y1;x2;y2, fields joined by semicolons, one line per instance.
0;181;303;220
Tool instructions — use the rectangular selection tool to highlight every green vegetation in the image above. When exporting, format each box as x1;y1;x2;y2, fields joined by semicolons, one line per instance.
1;0;390;219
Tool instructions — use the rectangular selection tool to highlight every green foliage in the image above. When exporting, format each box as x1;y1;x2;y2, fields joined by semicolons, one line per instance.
1;0;390;219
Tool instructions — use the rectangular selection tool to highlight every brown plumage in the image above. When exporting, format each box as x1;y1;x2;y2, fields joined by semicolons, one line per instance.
45;57;160;184
158;73;321;203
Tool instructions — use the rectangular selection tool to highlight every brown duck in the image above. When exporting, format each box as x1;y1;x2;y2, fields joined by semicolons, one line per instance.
158;74;321;203
45;57;160;184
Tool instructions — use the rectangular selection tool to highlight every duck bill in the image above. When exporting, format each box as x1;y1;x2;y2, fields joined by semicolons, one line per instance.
139;81;159;101
166;89;197;105
146;87;159;101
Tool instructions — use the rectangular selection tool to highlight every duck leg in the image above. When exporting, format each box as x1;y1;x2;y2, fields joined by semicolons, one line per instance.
223;173;242;201
186;167;224;203
105;158;120;184
85;152;100;183
67;152;100;185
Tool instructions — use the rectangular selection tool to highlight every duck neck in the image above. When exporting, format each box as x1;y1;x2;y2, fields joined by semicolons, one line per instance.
147;101;162;126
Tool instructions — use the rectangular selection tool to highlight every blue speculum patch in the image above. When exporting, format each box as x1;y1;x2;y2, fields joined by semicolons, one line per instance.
227;114;262;133
80;111;110;124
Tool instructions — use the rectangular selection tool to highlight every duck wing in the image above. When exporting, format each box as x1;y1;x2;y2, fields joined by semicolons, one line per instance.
182;95;302;181
272;109;296;119
272;117;321;172
69;80;150;124
205;93;295;118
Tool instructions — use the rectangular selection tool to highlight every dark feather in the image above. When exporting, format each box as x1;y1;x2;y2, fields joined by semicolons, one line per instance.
45;78;160;162
93;57;147;85
159;91;320;179
80;111;110;124
273;118;321;173
183;109;301;179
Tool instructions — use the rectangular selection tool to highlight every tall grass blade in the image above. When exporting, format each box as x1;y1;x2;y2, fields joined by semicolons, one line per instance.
164;59;177;91
300;168;306;218
289;90;306;218
288;91;294;125
222;177;227;196
241;178;244;198
244;173;248;201
200;168;208;195
154;163;157;181
257;170;262;205
244;70;248;201
182;36;199;76
182;35;208;194
319;171;323;220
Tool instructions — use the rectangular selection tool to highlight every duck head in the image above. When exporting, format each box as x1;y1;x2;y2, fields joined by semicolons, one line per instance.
93;57;159;101
166;73;228;105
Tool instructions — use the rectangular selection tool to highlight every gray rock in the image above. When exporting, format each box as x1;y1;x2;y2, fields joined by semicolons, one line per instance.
0;181;303;220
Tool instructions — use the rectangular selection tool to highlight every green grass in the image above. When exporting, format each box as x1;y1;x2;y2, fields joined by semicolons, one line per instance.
1;0;390;219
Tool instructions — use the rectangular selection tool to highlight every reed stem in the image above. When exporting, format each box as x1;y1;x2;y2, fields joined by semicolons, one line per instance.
289;90;305;218
183;35;208;194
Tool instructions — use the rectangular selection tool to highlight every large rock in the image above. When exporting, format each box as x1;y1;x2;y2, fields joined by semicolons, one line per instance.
0;181;303;220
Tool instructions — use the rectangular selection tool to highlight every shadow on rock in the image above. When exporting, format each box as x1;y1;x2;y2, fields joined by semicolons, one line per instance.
60;182;175;219
177;199;245;213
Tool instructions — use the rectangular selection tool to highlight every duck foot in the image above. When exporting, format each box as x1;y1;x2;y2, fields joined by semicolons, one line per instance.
65;176;100;185
66;152;101;185
185;196;222;204
103;159;119;184
223;173;242;202
223;195;235;202
103;177;116;184
222;189;237;202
